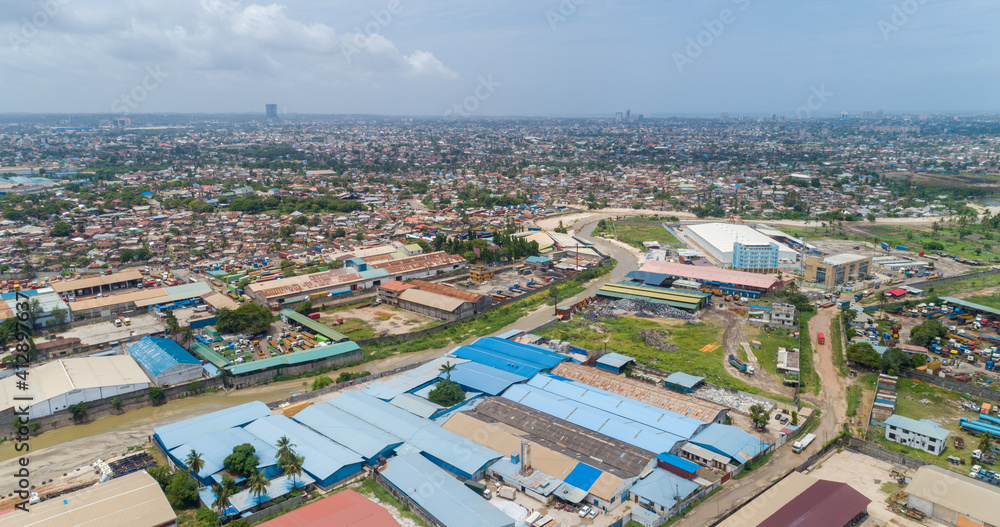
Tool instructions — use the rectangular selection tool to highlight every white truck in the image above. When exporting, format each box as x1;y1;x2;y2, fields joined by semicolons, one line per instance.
792;433;816;454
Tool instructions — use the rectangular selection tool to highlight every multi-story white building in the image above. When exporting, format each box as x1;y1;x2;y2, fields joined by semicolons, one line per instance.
684;223;797;271
884;415;950;455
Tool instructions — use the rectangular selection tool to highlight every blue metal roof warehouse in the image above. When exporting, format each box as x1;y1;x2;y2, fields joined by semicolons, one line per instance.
171;425;278;486
688;423;769;465
128;336;204;386
449;336;566;377
526;374;707;439
379;454;515;527
154;401;270;453
443;361;528;396
293;403;402;463
327;392;501;480
243;415;365;488
502;384;685;454
629;468;702;515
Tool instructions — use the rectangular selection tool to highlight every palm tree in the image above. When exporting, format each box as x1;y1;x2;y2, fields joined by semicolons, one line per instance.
281;454;305;489
274;436;296;467
185;449;204;477
179;327;195;349
439;361;457;381
165;310;180;340
979;431;995;454
211;482;232;519
247;469;271;510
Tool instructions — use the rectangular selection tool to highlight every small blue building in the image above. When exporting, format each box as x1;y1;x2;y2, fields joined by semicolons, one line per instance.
596;352;635;374
127;336;203;387
664;372;705;394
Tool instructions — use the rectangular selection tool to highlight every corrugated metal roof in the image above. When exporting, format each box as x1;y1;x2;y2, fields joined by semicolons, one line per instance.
397;288;466;312
758;478;870;527
280;309;350;342
228;474;315;513
0;356;149;410
444;361;527;396
154;401;271;451
595;289;700;310
379;454;515;527
225;341;360;375
389;393;443;418
629;468;702;511
883;415;951;441
243;415;364;482
689;423;769;464
0;471;175;527
906;465;1000;525
127;336;201;377
293;403;403;460
50;269;143;293
257;490;399;527
942;296;1000;316
642;260;780;290
363;357;468;400
595;352;634;369
665;372;705;389
171;425;277;479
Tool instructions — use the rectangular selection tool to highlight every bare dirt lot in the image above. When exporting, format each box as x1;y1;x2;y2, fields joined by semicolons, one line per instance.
320;305;439;338
806;450;945;527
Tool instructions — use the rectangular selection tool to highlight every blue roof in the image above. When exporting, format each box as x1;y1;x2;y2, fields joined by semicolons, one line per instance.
629;469;701;511
379;454;515;527
171;426;277;480
242;415;364;484
526;256;553;263
624;270;671;286
689;423;769;464
884;415;951;441
228;474;314;513
665;372;705;389
526;374;706;439
563;463;602;490
450;345;547;377
502;384;683;453
596;352;634;369
444;361;527;396
473;337;566;369
656;452;700;474
292;403;403;460
362;357;466;401
128;336;201;376
154;401;271;451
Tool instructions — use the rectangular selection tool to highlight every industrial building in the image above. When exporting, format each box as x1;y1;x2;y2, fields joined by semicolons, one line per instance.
258;490;400;527
279;309;350;342
244;266;390;306
883;415;950;454
628;468;702;517
223;340;362;389
2;288;71;330
449;337;567;377
804;253;872;286
378;279;492;321
67;281;216;321
127;336;204;387
0;355;150;419
596;281;711;311
50;269;144;297
378;453;515;527
717;472;870;527
0;471;176;527
549;363;727;423
906;465;1000;527
639;260;783;299
683;223;797;271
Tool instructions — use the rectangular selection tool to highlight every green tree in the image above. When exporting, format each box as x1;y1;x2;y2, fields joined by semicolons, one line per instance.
247;469;271;509
165;310;180;339
211;474;238;518
147;466;173;489
980;430;995;453
846;342;880;369
438;361;457;380
294;300;312;315
49;222;73;237
908;319;948;347
110;396;123;413
749;404;769;431
165;472;200;509
48;306;69;329
215;303;273;334
223;443;259;478
274;436;296;467
194;507;221;527
427;379;465;407
148;386;166;405
880;347;908;376
185;449;205;477
68;402;91;423
312;375;333;390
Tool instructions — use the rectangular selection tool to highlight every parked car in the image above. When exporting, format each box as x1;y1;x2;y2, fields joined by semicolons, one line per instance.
579;506;591;517
588;508;599;519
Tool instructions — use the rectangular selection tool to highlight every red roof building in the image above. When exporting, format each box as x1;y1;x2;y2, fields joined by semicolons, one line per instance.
258;490;399;527
717;472;870;527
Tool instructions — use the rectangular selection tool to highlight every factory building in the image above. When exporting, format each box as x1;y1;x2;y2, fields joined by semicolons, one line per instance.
906;465;1000;527
684;223;797;270
640;260;783;299
127;336;204;387
50;269;144;297
0;356;150;419
717;472;870;527
805;253;872;286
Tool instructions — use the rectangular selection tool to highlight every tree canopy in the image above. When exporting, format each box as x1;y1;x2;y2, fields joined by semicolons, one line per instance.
216;303;273;334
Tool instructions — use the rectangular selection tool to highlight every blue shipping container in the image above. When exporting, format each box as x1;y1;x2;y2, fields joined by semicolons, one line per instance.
895;245;909;251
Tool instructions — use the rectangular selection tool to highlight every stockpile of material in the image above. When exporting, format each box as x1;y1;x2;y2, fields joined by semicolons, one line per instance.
585;298;695;321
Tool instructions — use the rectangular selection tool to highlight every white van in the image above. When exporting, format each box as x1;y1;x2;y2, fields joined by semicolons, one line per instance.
194;305;208;313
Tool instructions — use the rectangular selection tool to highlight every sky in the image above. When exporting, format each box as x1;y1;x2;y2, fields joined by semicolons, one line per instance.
1;0;997;117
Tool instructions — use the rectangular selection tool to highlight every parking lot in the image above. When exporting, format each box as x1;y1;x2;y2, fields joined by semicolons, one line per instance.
458;269;550;302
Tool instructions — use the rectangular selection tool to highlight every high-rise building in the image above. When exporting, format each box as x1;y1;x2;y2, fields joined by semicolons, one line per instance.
720;112;729;121
615;112;623;121
265;104;278;120
876;109;884;119
625;109;631;121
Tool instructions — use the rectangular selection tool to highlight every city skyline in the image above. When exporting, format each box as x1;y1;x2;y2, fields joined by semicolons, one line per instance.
1;0;998;117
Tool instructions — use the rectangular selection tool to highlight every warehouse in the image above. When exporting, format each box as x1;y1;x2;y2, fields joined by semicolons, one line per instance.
279;309;350;342
292;403;403;464
378;453;515;527
244;267;390;306
2;289;71;330
154;401;271;464
685;423;769;467
805;253;872;287
596;281;710;311
127;336;204;387
0;471;176;527
551;363;726;423
628;468;702;517
224;341;362;388
51;269;144;297
906;465;1000;527
242;414;365;488
360;251;467;281
641;260;783;298
717;471;870;527
684;223;797;270
449;336;566;377
0;355;150;419
395;288;473;321
67;281;215;321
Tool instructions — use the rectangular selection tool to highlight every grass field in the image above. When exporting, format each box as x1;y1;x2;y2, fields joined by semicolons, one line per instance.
846;385;861;417
745;326;798;378
335;318;376;340
593;221;680;248
858;373;995;471
830;316;848;376
538;316;790;400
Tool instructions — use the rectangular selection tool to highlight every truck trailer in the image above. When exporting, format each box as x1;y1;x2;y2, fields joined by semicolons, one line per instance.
792;433;816;454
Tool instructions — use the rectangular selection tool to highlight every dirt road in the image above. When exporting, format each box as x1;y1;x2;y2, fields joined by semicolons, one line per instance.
708;308;788;396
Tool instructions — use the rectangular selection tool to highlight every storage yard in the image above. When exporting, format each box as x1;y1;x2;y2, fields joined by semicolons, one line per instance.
318;304;440;339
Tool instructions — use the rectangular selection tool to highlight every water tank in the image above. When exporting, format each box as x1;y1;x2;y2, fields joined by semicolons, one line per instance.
511;453;520;464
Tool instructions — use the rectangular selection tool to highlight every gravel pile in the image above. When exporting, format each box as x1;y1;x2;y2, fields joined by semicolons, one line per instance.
694;385;774;414
585;299;695;321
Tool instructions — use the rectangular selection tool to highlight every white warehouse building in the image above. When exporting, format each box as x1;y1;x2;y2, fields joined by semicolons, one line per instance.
0;356;150;419
685;223;798;271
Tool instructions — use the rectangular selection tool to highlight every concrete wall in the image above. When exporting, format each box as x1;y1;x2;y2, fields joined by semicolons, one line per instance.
225;350;363;389
155;363;205;387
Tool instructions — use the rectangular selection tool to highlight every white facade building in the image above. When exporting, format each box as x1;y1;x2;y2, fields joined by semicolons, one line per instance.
685;223;797;269
884;415;950;455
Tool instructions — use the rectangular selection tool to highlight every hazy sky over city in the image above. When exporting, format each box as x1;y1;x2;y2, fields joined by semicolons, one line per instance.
1;0;997;116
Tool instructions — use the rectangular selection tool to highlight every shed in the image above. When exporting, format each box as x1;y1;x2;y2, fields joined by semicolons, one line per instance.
595;352;635;373
656;452;700;480
127;336;203;387
628;468;701;516
664;372;705;393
